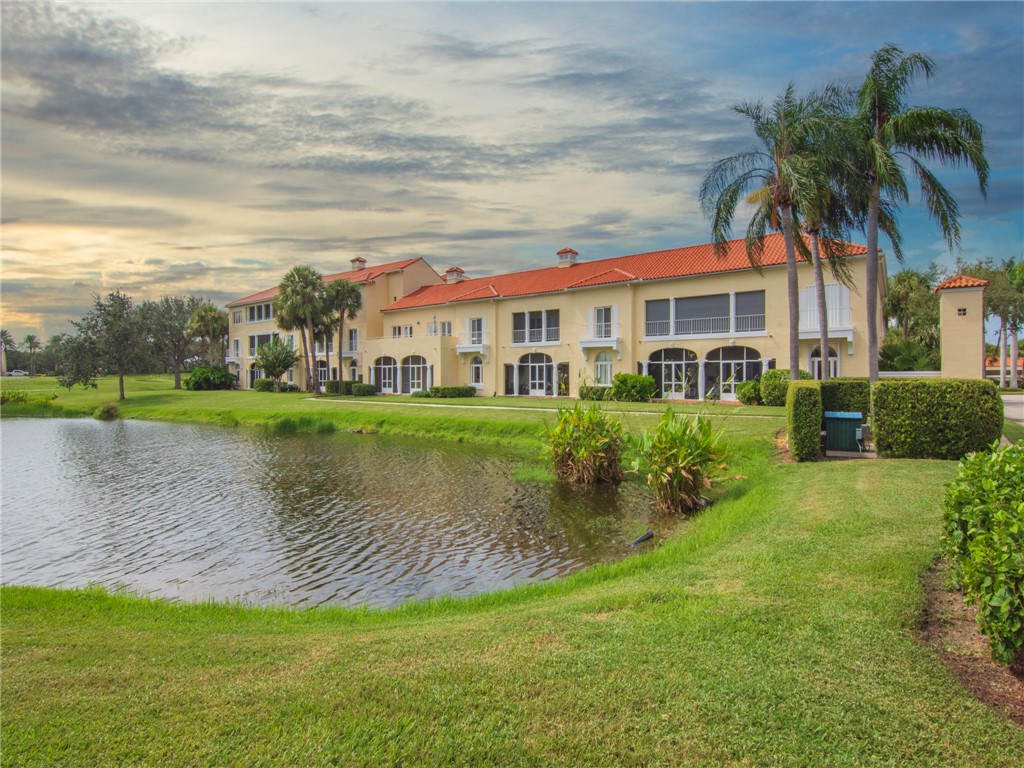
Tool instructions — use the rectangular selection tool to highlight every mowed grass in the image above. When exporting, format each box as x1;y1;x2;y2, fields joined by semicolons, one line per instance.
2;375;1022;765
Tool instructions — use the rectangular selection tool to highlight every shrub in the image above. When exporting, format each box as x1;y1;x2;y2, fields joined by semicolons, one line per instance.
759;368;811;407
92;403;119;421
942;443;1024;665
628;410;728;515
736;380;761;405
609;373;656;402
819;378;870;422
324;379;340;394
253;378;276;392
872;379;1003;459
338;381;354;396
786;381;822;462
352;383;377;397
428;385;476;398
411;389;431;398
280;383;300;393
185;365;236;391
578;385;608;401
547;402;624;485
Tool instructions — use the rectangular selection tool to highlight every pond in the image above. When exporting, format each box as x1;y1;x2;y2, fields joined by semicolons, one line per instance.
1;419;665;608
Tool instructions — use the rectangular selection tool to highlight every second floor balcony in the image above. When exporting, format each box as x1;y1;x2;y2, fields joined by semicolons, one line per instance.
512;327;560;344
644;313;765;338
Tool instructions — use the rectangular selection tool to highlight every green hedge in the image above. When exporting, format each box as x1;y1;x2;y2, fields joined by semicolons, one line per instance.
760;369;811;407
578;385;608;401
786;381;822;462
184;365;236;391
253;378;275;392
338;380;353;396
428;386;476;398
819;378;870;421
352;383;377;397
610;373;656;402
324;379;340;394
872;379;1003;459
736;380;761;405
942;443;1024;665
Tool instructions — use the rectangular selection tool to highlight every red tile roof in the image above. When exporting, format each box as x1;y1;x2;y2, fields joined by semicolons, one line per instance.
934;275;989;292
985;356;1024;368
384;234;867;312
227;257;426;307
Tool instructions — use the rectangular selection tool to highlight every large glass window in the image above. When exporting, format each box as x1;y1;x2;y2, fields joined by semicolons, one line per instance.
513;311;559;343
401;355;428;393
645;300;670;336
704;346;762;399
648;348;698;399
594;352;613;386
470;356;483;387
811;346;839;379
594;307;612;338
735;291;766;332
675;295;729;335
373;356;398;393
348;329;359;352
470;318;484;344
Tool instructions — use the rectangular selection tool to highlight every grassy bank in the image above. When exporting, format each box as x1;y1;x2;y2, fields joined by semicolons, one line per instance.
0;375;784;450
3;431;1023;764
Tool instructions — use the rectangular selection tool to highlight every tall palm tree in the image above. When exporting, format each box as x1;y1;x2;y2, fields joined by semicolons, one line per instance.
701;83;835;378
327;280;363;381
0;329;16;374
22;334;41;376
275;265;327;394
188;303;229;366
854;44;988;381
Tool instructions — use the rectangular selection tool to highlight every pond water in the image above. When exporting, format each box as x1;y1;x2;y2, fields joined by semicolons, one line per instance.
1;419;663;608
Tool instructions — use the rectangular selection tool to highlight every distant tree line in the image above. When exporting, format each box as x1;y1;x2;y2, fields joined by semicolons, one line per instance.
2;293;229;400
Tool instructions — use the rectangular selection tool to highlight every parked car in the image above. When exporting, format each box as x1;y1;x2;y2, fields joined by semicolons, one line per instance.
7;370;29;376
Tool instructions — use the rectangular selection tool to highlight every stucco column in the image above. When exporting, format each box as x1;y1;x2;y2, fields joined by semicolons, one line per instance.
427;365;433;390
698;360;706;401
760;358;771;376
729;292;737;333
642;360;650;376
513;365;519;396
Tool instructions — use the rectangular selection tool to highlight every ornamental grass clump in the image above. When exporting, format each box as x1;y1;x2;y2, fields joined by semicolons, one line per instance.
628;410;728;515
942;442;1024;666
547;402;624;485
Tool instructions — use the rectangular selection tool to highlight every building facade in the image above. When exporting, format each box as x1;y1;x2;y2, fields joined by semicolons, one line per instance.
225;234;887;400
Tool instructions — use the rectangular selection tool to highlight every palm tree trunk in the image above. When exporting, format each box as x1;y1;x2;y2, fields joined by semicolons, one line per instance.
998;320;1007;388
338;315;346;380
809;233;830;381
306;318;321;394
780;207;801;378
298;326;313;392
1011;332;1019;389
865;182;882;383
323;331;332;387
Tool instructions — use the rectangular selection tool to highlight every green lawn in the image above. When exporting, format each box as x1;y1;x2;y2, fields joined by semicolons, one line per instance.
2;376;1022;765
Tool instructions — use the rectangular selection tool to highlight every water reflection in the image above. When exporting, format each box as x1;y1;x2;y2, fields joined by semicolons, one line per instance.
1;419;662;608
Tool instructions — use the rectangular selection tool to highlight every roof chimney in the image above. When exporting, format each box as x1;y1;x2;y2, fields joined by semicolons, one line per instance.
557;247;578;268
350;256;367;271
444;266;466;284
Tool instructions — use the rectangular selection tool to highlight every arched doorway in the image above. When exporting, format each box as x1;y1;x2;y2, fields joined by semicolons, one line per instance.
317;360;329;387
810;346;839;380
248;363;264;389
521;353;553;396
373;356;398;394
401;355;428;393
705;346;761;400
648;348;698;399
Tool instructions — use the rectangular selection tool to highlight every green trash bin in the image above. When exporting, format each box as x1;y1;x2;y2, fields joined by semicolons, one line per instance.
824;411;863;452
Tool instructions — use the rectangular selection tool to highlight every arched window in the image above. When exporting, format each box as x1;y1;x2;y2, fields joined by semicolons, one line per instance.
349;360;358;383
470;356;483;387
648;348;698;399
248;363;264;389
317;360;329;385
401;355;428;393
704;346;761;400
519;353;553;396
373;356;398;393
810;346;839;380
594;352;613;386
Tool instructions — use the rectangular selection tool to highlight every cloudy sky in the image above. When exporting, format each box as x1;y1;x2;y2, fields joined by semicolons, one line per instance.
2;1;1022;339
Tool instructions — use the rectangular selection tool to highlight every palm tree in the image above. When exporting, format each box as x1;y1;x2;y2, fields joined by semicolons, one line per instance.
701;83;836;378
275;266;327;394
22;334;41;376
188;303;229;366
0;329;16;374
327;280;363;381
854;44;988;381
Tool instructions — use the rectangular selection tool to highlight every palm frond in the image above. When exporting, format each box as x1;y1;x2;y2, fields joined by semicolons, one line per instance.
906;157;962;251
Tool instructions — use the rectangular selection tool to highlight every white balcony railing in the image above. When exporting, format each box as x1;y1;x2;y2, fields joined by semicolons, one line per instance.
675;316;730;335
582;321;617;339
456;333;487;347
800;305;852;331
645;320;671;336
735;313;766;332
646;314;766;337
513;327;560;344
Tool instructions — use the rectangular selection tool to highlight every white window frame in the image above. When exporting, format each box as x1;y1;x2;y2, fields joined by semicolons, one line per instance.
440;321;452;337
594;352;612;386
470;356;483;388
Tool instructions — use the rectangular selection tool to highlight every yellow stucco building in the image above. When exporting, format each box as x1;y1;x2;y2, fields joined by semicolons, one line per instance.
226;233;888;400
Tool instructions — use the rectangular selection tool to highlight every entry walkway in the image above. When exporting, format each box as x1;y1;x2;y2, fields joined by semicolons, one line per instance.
1003;393;1024;425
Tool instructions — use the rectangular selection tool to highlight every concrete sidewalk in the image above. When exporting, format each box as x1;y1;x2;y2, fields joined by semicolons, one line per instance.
1003;393;1024;425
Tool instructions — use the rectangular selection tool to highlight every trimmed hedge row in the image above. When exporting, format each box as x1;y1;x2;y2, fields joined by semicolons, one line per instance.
942;443;1024;665
610;373;657;402
872;379;1003;459
325;380;355;395
820;377;870;422
429;386;476;398
786;381;822;462
352;383;377;396
578;385;609;401
760;369;811;407
736;380;761;405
